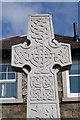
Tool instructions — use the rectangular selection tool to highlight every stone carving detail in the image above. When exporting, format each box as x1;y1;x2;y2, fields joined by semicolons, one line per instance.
13;41;70;69
14;45;29;64
30;104;57;118
30;75;55;101
30;44;52;66
30;43;52;74
11;14;72;118
30;17;52;43
54;46;69;64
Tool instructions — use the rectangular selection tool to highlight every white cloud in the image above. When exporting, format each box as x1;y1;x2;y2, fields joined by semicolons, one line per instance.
1;0;79;2
1;2;78;39
2;3;42;38
0;3;2;39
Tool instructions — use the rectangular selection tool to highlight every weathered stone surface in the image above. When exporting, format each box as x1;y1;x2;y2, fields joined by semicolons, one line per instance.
2;104;26;118
11;14;72;118
0;105;2;119
60;103;79;118
2;103;79;118
22;73;27;103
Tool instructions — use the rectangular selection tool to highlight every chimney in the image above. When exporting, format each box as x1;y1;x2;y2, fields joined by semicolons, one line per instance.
73;22;79;42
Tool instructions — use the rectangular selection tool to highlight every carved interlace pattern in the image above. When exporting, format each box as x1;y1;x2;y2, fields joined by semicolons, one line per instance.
30;17;51;43
14;44;69;66
12;15;72;118
30;75;55;101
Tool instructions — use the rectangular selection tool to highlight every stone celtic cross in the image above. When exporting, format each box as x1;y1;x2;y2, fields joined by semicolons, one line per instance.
11;14;72;118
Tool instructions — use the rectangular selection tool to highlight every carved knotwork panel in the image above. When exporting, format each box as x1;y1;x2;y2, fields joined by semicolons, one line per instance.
11;14;72;118
12;42;71;70
30;74;55;101
29;16;53;43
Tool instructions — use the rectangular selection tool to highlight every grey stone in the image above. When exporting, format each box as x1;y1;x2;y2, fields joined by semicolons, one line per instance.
11;14;72;118
0;105;2;119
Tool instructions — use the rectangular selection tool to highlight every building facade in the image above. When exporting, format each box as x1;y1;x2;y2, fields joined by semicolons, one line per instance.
0;34;80;119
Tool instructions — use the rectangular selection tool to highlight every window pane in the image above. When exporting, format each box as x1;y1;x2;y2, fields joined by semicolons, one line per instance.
2;65;6;72
69;76;80;93
0;82;17;98
0;73;2;79
0;65;17;80
0;84;2;97
8;73;15;79
0;73;16;80
0;65;2;72
69;64;80;74
8;65;13;72
2;73;6;79
0;73;6;80
0;65;13;72
0;65;18;99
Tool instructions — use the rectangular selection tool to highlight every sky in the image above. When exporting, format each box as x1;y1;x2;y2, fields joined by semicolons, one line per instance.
0;0;80;2
0;2;79;39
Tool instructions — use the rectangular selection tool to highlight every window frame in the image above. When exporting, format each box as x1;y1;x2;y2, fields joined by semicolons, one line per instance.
0;64;17;83
62;70;80;102
0;63;23;104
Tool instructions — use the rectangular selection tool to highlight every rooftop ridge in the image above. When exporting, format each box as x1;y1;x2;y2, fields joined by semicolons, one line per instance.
0;34;73;42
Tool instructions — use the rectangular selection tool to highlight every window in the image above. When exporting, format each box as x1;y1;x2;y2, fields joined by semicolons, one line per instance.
0;65;17;98
62;58;80;101
0;64;23;103
69;64;80;95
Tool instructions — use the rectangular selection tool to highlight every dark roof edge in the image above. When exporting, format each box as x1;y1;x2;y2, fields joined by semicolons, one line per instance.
0;34;80;50
0;34;73;42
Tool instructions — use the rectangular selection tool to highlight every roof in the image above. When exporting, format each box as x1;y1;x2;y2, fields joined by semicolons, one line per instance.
55;34;80;49
0;34;80;50
0;35;27;50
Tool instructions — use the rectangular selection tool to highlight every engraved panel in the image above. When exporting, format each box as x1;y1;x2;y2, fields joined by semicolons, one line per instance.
54;45;70;64
29;43;52;66
30;16;52;43
13;43;30;65
30;75;55;101
29;43;52;74
30;104;57;118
